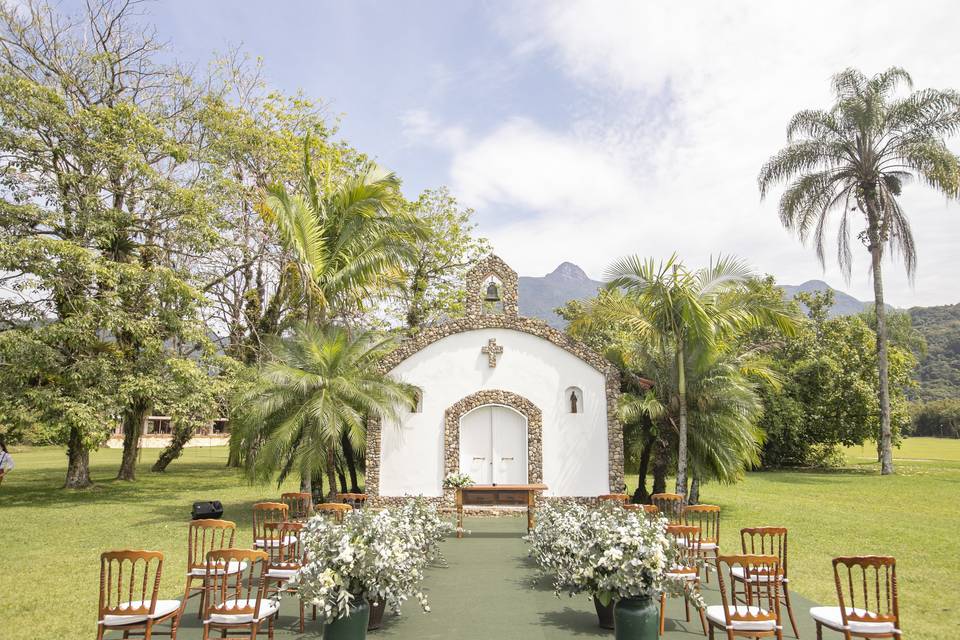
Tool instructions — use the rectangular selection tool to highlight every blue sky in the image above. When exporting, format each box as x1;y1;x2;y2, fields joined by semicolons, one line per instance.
117;1;960;306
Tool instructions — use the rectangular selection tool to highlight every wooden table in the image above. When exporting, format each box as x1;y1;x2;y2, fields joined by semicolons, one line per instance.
455;484;548;538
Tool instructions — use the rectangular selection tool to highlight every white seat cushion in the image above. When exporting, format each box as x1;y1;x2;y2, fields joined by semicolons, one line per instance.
706;605;777;631
265;568;298;580
810;606;897;634
100;600;181;626
666;571;698;581
254;536;296;548
677;539;718;550
731;566;782;583
207;598;279;624
189;560;248;577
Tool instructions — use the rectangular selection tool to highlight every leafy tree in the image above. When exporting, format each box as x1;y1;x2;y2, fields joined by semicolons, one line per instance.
759;66;960;474
0;0;221;486
230;325;415;498
581;254;797;497
393;187;489;329
910;399;960;438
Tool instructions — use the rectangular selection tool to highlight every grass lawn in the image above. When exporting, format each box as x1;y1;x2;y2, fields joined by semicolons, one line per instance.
626;437;960;640
1;438;957;639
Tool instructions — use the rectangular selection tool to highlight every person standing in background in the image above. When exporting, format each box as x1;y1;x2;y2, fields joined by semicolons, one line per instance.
0;442;14;486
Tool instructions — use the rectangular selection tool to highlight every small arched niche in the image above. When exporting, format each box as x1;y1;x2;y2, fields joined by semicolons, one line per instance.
565;386;584;414
481;275;505;315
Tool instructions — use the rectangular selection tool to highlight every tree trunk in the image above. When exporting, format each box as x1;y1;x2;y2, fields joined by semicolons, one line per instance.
64;426;93;489
341;432;360;492
337;463;348;494
300;472;312;495
325;447;338;502
675;343;689;494
117;398;149;481
687;477;700;505
152;425;194;472
632;435;654;504
652;437;669;496
871;244;895;475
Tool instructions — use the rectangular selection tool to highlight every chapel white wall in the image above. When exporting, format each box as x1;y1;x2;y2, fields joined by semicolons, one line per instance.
378;328;609;497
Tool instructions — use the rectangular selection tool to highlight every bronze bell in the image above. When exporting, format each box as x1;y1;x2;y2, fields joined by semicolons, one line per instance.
484;282;500;302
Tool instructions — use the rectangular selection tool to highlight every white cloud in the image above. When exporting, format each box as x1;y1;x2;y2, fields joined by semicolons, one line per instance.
400;109;466;150
413;1;960;306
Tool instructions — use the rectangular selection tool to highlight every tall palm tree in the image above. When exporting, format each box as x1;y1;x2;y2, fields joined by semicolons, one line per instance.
759;67;960;474
231;324;415;499
581;254;796;496
259;141;426;326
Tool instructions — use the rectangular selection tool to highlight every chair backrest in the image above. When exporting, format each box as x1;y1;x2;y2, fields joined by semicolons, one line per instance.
187;519;237;573
316;502;352;523
252;502;288;542
98;550;163;620
624;503;660;518
832;556;899;630
666;524;701;570
280;492;313;520
204;549;269;621
263;522;305;571
740;527;788;579
340;493;367;509
715;554;781;627
598;493;629;503
650;493;685;523
683;504;720;545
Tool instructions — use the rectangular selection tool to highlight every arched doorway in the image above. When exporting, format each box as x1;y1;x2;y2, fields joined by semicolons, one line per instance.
459;405;528;485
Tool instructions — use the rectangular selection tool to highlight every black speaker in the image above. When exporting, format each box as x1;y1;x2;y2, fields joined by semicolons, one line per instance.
191;500;223;520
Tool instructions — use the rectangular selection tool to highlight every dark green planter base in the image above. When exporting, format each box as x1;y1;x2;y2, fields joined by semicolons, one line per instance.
323;601;371;640
593;595;615;629
367;599;386;631
613;596;659;639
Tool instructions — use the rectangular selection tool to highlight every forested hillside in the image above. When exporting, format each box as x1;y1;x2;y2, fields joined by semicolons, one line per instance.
909;303;960;400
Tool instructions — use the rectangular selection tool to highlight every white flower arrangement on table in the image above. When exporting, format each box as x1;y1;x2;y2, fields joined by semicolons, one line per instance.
292;498;453;622
442;472;475;488
525;500;700;608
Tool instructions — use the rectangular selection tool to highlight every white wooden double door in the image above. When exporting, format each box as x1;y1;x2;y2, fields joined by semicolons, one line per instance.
459;405;528;485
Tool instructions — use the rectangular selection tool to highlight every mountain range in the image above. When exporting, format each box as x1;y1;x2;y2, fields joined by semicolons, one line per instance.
518;263;959;401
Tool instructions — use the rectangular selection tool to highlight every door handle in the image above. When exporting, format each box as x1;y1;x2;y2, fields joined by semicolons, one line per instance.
473;457;486;461
501;457;514;461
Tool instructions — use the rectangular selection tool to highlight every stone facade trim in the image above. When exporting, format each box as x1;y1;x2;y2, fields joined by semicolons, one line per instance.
465;254;519;318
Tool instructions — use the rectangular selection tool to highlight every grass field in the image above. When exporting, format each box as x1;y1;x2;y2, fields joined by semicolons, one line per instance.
1;438;957;639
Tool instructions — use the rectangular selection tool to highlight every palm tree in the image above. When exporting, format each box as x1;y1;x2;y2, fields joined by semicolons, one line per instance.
759;67;960;474
231;324;415;500
581;254;796;496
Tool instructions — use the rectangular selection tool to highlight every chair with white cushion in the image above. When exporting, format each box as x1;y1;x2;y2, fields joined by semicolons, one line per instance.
684;504;721;583
651;492;685;524
280;492;313;521
264;522;307;631
202;548;278;639
810;556;901;640
707;554;783;639
252;502;289;549
660;524;708;636
97;550;181;640
315;502;352;524
181;519;244;619
737;527;798;637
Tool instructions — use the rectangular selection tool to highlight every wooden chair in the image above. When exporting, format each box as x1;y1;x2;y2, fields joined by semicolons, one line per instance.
684;504;721;582
598;493;630;503
263;522;307;632
252;502;289;549
661;524;707;635
181;519;244;619
202;549;278;639
97;550;181;640
651;492;685;524
623;503;660;519
340;492;368;509
315;502;352;523
280;492;313;521
737;527;798;638
810;556;901;639
707;554;783;639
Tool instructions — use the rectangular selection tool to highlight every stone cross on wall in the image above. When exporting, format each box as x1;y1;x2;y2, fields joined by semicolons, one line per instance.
481;338;503;367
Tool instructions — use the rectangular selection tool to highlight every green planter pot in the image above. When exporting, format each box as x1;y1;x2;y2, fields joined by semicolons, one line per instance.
367;599;385;631
593;595;615;629
613;596;658;639
323;601;371;640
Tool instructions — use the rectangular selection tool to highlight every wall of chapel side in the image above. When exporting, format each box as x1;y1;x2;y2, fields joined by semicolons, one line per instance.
375;328;614;500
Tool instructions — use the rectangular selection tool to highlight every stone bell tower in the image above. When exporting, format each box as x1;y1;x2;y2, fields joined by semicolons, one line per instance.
464;255;519;318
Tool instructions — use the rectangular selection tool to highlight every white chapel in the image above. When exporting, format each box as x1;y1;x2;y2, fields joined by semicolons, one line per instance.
365;255;624;505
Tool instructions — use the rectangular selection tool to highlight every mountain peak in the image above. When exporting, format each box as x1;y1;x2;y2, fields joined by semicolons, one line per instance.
547;262;589;281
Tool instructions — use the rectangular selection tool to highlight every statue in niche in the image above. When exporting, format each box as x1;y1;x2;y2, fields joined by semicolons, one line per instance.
570;390;579;414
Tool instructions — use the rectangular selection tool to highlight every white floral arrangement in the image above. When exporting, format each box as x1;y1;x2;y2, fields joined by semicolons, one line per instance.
526;500;698;607
442;472;475;488
293;499;452;622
